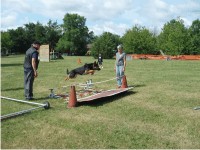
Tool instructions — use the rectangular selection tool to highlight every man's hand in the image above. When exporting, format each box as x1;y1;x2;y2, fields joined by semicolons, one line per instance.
32;58;38;78
34;70;38;78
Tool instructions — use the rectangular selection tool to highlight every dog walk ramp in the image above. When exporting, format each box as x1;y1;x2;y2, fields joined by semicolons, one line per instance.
78;87;133;102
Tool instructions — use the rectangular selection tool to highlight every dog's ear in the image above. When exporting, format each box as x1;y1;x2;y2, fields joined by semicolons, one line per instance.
94;61;96;64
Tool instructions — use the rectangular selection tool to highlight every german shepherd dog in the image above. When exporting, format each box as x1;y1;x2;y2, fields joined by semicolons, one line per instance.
65;61;101;80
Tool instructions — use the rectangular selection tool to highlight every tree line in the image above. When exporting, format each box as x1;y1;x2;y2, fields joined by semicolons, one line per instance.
1;13;200;58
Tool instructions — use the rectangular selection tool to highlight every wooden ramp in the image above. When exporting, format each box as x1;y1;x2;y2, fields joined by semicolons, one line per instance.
78;87;133;102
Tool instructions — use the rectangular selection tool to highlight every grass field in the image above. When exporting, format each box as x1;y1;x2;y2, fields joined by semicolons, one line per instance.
1;55;200;149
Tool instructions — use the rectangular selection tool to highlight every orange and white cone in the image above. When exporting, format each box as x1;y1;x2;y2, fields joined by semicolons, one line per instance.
121;75;128;88
77;58;81;64
68;86;77;108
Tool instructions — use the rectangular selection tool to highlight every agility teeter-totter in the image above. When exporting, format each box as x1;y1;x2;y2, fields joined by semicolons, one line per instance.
78;87;133;102
67;75;133;108
1;96;50;120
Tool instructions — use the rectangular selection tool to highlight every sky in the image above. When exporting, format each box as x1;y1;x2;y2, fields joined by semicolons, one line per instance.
1;0;200;36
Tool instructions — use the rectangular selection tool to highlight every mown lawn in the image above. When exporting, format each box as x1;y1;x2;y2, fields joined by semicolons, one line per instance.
1;55;200;149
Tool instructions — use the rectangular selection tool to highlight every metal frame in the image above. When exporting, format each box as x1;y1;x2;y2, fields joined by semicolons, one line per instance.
194;106;200;110
1;96;50;120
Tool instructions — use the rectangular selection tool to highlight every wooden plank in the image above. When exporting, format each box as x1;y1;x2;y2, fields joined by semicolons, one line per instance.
40;45;50;62
78;87;133;102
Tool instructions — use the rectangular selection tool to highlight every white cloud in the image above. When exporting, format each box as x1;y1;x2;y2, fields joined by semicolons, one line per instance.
132;19;143;26
1;0;200;35
181;17;192;27
1;13;17;27
89;21;129;36
38;0;134;21
2;0;32;13
140;0;173;24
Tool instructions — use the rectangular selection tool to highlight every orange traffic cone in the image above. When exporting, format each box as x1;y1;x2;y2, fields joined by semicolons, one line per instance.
121;75;128;88
77;58;81;64
68;86;77;108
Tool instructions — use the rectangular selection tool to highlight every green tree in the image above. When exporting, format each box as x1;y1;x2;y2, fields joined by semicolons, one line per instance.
187;19;200;54
24;23;37;46
122;25;157;54
45;20;62;51
157;18;188;55
56;13;90;55
91;32;120;59
1;31;14;54
24;22;47;46
35;22;47;44
9;27;28;53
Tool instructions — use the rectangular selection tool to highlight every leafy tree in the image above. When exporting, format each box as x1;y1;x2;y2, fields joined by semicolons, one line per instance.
9;27;28;53
24;22;47;46
187;19;200;54
157;18;188;55
1;31;13;54
87;31;96;43
91;32;120;59
45;20;62;51
56;13;90;55
122;25;157;54
35;22;47;44
24;23;37;46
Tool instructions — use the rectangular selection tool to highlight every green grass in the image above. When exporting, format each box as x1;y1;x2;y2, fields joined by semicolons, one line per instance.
1;55;200;149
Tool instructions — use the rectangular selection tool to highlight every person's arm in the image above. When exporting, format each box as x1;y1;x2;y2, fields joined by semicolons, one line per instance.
123;54;126;72
32;58;38;77
114;55;117;71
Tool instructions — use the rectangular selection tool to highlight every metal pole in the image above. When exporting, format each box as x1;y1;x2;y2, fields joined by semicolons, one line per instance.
194;107;200;110
1;96;50;120
1;106;44;121
1;96;45;107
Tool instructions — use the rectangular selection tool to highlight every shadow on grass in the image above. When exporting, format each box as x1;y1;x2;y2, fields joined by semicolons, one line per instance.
78;91;137;107
34;97;50;101
131;84;146;88
1;63;23;67
1;87;24;91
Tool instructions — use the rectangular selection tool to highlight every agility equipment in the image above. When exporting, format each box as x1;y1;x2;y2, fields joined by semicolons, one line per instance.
1;96;50;120
63;75;133;107
63;75;125;89
121;75;128;88
78;87;133;102
49;88;61;98
193;106;200;110
49;88;55;98
78;79;93;90
67;86;77;108
77;58;82;64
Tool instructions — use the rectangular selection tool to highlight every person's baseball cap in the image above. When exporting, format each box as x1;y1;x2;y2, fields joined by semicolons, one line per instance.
33;41;41;45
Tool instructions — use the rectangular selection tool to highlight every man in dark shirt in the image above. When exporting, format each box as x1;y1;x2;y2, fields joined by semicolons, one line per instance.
24;41;41;100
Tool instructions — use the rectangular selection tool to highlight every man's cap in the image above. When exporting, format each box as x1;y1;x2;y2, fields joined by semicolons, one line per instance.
33;41;41;45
